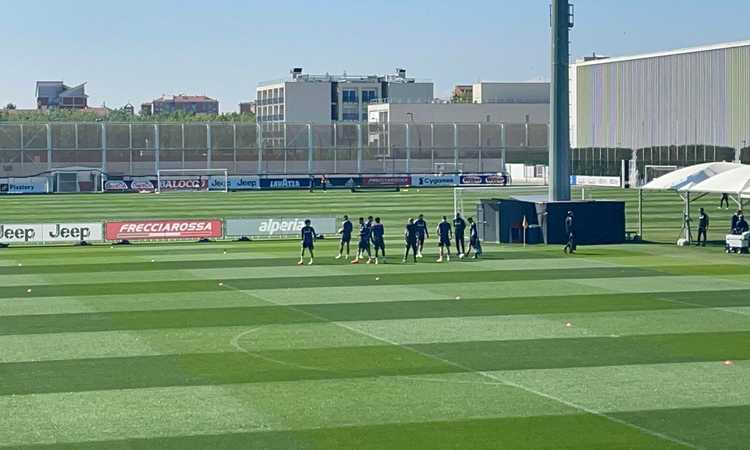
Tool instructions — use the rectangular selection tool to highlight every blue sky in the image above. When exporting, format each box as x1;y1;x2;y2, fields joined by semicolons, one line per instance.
2;0;749;112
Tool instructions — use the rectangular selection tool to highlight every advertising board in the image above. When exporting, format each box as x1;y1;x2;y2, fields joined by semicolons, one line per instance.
0;223;103;244
105;220;222;241
362;176;411;187
412;175;459;187
225;217;338;237
0;177;49;194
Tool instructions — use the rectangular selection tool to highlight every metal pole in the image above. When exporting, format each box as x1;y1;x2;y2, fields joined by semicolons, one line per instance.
206;123;212;170
405;123;411;174
307;123;313;174
154;124;160;175
128;123;133;175
101;123;107;174
232;123;237;174
357;123;363;174
500;123;507;173
257;124;263;174
549;0;573;201
638;188;643;239
46;123;52;171
453;123;459;174
19;124;24;172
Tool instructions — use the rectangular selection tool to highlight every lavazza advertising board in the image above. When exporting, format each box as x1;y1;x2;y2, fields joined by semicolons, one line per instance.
0;223;103;244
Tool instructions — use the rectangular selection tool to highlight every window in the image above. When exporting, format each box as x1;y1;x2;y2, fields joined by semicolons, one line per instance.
342;108;359;121
362;90;377;103
342;90;358;103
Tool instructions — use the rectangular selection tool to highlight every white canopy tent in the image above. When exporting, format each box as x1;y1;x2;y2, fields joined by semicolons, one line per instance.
638;162;745;243
682;165;750;200
642;162;742;191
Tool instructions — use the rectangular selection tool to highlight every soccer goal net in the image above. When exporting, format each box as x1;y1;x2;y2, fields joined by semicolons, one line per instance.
644;165;679;185
454;185;550;218
51;167;105;193
156;169;229;193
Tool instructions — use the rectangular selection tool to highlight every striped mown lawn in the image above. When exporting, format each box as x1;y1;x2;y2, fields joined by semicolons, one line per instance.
1;188;748;449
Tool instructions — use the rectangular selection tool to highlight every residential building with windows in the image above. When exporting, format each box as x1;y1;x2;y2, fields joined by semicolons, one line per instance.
35;81;88;110
239;101;257;115
140;95;219;116
256;68;433;124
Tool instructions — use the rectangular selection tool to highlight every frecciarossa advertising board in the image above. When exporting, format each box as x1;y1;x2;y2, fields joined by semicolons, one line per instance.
105;220;223;241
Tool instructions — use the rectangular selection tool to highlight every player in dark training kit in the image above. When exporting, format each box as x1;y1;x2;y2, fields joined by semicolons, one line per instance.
437;216;452;263
336;215;353;259
453;213;467;258
414;214;429;258
298;219;317;265
465;217;482;259
352;217;373;264
403;218;419;263
371;217;386;264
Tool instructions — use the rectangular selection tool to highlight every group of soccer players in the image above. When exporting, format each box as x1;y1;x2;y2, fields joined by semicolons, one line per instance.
298;213;482;265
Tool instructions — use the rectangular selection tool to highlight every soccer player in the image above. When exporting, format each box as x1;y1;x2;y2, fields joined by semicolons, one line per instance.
696;208;709;247
563;211;576;254
352;217;373;264
298;219;316;265
371;217;386;264
437;216;452;262
336;215;353;259
403;218;419;263
414;214;429;258
465;217;482;259
453;213;467;258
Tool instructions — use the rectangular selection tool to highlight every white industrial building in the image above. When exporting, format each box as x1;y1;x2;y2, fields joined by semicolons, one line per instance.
471;82;550;104
256;68;433;124
367;102;549;124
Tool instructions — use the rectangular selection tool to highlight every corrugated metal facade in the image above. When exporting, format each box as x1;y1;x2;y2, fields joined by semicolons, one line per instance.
575;42;750;151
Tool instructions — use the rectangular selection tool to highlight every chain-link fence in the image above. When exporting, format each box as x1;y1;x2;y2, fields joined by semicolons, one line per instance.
0;121;743;178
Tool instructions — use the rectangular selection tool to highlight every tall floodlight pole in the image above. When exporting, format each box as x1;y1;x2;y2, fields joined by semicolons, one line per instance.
549;0;573;201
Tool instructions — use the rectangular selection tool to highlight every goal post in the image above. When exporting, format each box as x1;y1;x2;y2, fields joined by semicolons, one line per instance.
644;165;679;184
453;185;550;218
50;167;105;193
156;168;229;193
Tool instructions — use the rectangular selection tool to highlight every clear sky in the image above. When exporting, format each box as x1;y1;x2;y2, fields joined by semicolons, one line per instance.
2;0;749;112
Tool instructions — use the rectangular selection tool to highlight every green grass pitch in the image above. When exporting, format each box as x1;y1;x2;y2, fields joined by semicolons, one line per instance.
0;187;749;449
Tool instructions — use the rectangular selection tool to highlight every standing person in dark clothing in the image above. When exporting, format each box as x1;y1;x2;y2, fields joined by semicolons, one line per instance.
414;214;429;258
736;214;749;234
465;217;482;259
697;208;710;247
321;174;328;192
308;174;315;193
731;210;742;233
371;217;386;264
336;215;353;260
298;219;317;265
352;217;373;264
437;216;453;263
720;193;730;209
403;218;419;263
453;213;467;258
563;211;576;254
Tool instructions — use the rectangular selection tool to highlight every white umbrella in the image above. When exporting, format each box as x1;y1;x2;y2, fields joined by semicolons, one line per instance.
683;165;750;195
642;162;742;191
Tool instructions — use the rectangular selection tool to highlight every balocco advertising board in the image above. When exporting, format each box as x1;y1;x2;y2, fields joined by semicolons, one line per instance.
570;175;621;187
105;220;223;241
159;177;208;191
362;176;411;187
0;223;103;244
225;217;338;237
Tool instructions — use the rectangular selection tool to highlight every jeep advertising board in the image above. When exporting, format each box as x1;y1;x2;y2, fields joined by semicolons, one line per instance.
225;217;338;238
105;220;223;241
208;176;261;190
0;223;103;244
